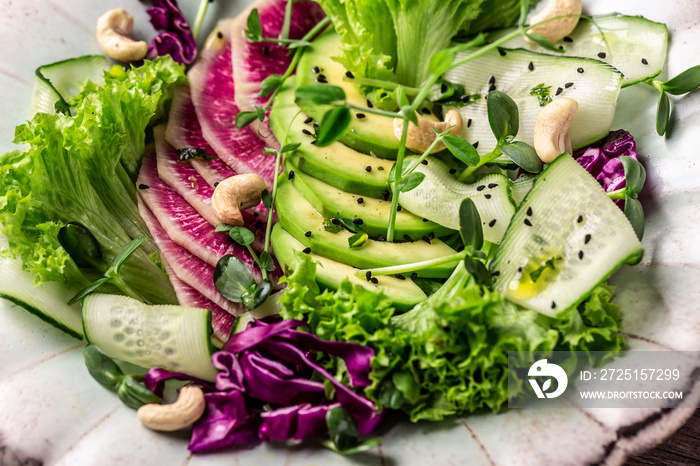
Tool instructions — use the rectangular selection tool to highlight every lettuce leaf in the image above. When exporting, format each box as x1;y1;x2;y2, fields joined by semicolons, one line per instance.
280;254;625;422
0;57;185;303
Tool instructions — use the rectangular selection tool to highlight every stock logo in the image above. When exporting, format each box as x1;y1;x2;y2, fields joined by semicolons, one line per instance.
528;359;568;399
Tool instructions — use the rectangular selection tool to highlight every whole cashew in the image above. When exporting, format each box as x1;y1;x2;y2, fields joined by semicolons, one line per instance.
526;0;582;44
137;386;206;432
533;97;578;164
211;173;266;226
394;110;463;154
96;8;148;62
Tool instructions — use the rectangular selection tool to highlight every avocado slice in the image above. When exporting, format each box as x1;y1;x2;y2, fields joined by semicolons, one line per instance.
284;159;453;240
270;85;394;197
296;32;400;159
271;225;427;310
275;178;459;278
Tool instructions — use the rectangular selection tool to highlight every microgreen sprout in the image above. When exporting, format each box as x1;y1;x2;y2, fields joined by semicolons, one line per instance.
646;65;700;136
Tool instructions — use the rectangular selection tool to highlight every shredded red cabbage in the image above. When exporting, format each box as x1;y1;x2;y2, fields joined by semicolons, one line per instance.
574;130;638;206
147;319;383;451
141;0;197;65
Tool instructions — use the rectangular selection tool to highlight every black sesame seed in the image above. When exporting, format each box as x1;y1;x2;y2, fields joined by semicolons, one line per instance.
331;218;340;225
467;118;473;128
491;271;500;276
485;194;492;199
578;250;584;260
577;215;584;223
317;75;328;83
460;94;470;103
563;36;573;43
403;234;413;242
313;123;319;128
477;185;486;191
565;82;574;88
428;232;436;240
356;113;366;119
489;219;497;227
262;45;269;55
528;62;534;71
138;184;150;190
395;274;406;280
597;178;604;186
255;221;264;229
371;277;379;284
304;116;313;124
421;160;428;165
598;52;606;59
214;182;220;188
641;58;648;65
584;234;592;244
377;234;386;242
422;236;431;244
288;170;295;180
382;190;390;201
311;140;317;145
357;197;364;204
305;231;312;237
524;218;532;226
365;166;372;172
217;31;224;39
421;108;431;115
498;48;507;56
556;87;563;96
366;271;372;281
422;218;429;222
352;218;363;225
473;141;479;149
449;168;457;174
577;67;584;74
397;206;402;212
380;92;388;98
526;206;533;216
367;99;374;108
517;267;523;273
488;183;498;189
441;83;448;93
312;66;320;74
302;247;311;254
558;45;564;51
551;301;557;309
488;84;496;92
345;70;354;79
489;76;496;85
411;272;418;280
302;129;313;136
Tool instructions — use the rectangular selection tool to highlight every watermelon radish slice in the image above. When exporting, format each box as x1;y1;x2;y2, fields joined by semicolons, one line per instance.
138;148;265;269
188;20;277;189
138;199;244;316
230;0;326;112
162;257;235;343
166;86;236;187
155;125;220;227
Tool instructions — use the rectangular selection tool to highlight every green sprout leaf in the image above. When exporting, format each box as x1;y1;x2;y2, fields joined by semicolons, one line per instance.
463;254;491;286
398;172;425;193
57;222;103;269
117;375;162;410
214;254;256;303
348;232;369;249
259;251;275;272
519;0;531;28
429;49;457;77
263;147;278;155
525;33;563;52
487;90;520;142
401;105;418;125
246;8;262;40
326;406;359;452
83;345;124;389
619;156;646;196
316;106;352;146
662;65;700;95
255;105;266;122
323;219;343;233
259;74;284;97
68;277;112;305
280;142;301;153
261;189;273;211
624;196;645;241
110;236;148;273
443;134;480;166
656;91;670;136
459;197;483;251
339;217;363;233
235;111;258;129
499;141;543;173
228;227;255;246
295;84;346;104
251;278;273;309
392;371;420;404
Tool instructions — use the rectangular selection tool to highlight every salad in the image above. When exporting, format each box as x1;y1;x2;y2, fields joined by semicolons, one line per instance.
1;0;699;462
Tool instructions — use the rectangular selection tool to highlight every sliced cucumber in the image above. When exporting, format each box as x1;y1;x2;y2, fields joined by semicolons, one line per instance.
271;225;427;310
30;55;112;116
511;175;536;205
83;294;217;381
0;234;83;339
491;154;643;317
444;48;623;157
398;157;515;244
496;14;668;87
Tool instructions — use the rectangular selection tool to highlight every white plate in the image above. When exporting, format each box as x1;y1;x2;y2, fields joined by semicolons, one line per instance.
1;1;699;465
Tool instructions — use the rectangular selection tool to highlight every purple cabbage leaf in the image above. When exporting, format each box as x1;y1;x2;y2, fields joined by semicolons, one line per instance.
142;0;197;65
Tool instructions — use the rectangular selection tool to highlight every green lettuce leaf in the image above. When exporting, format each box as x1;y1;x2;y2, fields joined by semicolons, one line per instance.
0;57;185;303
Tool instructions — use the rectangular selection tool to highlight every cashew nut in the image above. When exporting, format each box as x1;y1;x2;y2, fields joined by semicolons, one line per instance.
394;110;463;154
526;0;582;44
211;174;266;226
96;8;148;62
137;386;206;432
533;97;578;164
